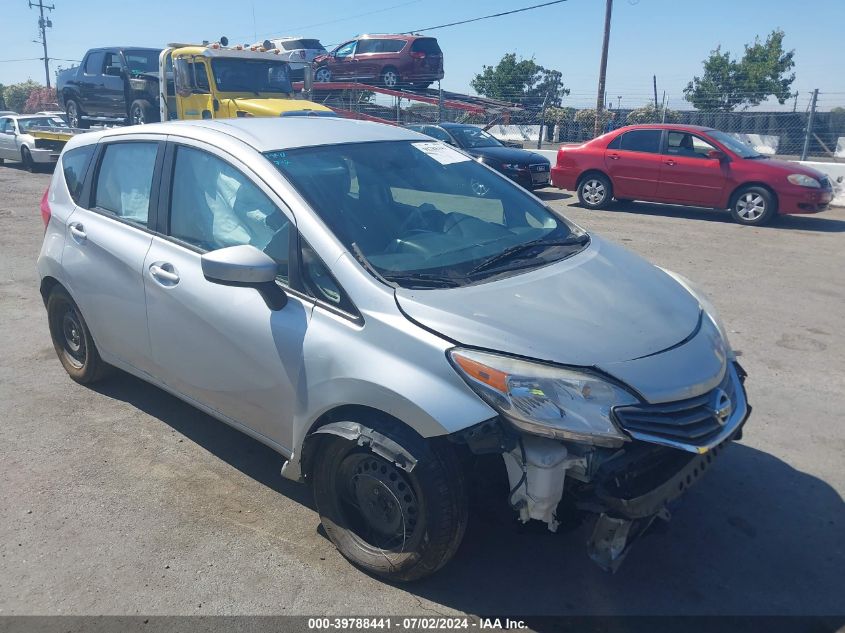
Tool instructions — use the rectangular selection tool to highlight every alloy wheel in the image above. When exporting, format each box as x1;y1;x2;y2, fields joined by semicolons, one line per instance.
382;71;399;88
67;102;79;128
582;179;606;206
735;192;766;221
131;105;145;125
315;67;331;82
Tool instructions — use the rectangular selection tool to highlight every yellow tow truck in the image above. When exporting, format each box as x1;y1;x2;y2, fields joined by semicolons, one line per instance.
32;39;333;151
159;39;333;120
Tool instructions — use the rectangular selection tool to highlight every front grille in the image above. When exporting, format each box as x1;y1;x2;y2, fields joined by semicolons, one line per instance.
614;368;737;447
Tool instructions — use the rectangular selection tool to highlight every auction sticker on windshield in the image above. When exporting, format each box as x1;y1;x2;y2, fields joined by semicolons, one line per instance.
412;141;471;165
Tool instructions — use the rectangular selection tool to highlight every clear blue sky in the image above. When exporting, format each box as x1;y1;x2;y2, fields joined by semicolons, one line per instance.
2;0;844;111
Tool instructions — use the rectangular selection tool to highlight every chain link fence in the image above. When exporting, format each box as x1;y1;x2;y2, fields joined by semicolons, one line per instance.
308;86;845;162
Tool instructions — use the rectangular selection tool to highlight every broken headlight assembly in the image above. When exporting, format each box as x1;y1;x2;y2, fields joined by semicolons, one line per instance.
448;348;637;447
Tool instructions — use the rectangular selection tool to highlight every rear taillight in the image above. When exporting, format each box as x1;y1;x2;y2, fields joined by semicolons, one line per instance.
40;188;52;229
410;51;426;59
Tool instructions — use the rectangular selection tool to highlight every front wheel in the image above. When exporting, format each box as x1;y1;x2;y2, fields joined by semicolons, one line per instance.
129;99;158;125
21;147;35;172
577;173;612;209
311;424;467;582
729;186;776;225
47;287;111;384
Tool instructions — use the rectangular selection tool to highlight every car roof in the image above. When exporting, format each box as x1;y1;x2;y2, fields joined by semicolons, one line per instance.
355;33;428;40
85;117;427;152
612;123;715;133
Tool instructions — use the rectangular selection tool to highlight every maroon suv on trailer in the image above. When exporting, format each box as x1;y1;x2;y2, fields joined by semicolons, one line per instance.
313;34;444;89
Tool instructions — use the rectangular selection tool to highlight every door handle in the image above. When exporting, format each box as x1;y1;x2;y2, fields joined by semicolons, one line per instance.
69;223;86;241
664;160;676;166
149;263;180;284
608;153;620;160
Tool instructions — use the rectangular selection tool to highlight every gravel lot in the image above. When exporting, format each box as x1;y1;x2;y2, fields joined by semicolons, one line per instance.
1;163;843;617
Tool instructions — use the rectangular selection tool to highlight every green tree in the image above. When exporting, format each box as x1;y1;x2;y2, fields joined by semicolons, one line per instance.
574;108;614;130
684;29;795;111
626;103;680;124
0;83;6;110
4;80;42;114
471;53;569;108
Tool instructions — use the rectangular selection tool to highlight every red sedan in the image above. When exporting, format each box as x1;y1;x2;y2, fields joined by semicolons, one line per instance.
551;124;834;225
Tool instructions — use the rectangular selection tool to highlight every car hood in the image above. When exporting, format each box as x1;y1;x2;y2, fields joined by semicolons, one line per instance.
748;156;827;179
395;235;701;370
223;98;333;116
466;145;549;165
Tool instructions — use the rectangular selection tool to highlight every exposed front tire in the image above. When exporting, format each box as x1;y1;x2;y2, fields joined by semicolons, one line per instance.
311;423;468;582
65;99;89;129
577;173;612;209
47;287;111;384
729;185;777;225
380;67;401;88
21;147;35;172
314;66;332;83
129;99;158;125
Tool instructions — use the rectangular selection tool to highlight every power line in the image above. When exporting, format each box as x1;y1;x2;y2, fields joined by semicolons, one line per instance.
401;0;568;34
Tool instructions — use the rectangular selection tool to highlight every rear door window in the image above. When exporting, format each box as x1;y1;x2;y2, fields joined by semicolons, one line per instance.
62;145;96;204
379;39;406;53
617;129;662;153
93;142;159;227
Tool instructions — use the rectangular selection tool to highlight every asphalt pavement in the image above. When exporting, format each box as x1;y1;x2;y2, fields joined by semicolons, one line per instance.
0;164;843;617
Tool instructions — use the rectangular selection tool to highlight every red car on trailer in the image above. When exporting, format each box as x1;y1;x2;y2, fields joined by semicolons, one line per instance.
550;124;833;225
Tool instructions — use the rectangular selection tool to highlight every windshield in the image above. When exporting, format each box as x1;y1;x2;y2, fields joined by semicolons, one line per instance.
448;126;503;149
707;130;763;158
124;49;159;74
19;116;68;131
266;140;586;287
211;59;292;94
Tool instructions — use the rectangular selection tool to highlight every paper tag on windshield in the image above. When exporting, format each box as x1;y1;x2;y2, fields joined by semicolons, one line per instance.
412;141;470;165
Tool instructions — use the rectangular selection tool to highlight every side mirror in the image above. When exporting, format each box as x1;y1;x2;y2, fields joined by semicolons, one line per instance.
201;245;287;310
707;149;726;161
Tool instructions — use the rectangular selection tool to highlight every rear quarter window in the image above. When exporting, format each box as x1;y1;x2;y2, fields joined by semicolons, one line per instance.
62;145;96;204
411;38;441;54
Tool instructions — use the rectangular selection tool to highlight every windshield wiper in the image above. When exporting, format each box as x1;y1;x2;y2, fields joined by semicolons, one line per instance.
380;272;464;288
469;234;589;276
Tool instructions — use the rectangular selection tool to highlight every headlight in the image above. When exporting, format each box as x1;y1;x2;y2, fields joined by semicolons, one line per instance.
660;268;735;360
448;348;636;446
501;163;524;171
787;173;820;188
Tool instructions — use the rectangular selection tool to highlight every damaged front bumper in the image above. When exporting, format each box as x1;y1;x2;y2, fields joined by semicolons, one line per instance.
453;362;751;572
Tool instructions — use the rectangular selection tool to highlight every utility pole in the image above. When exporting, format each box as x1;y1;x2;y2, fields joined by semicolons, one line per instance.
653;75;658;109
801;89;819;161
594;0;613;137
537;92;550;150
29;0;55;88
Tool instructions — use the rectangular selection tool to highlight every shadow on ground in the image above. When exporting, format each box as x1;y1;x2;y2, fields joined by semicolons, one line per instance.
581;201;845;233
94;372;845;618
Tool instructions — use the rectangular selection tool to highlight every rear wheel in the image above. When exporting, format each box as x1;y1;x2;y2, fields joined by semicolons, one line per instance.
381;67;400;88
729;185;776;225
311;423;467;582
314;66;332;82
47;287;111;384
21;147;35;172
65;99;89;129
577;173;612;209
129;99;158;125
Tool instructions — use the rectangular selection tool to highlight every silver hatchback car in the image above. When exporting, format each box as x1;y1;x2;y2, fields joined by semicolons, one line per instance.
37;117;750;580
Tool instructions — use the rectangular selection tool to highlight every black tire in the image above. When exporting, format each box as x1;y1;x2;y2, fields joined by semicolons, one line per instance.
312;422;468;582
314;66;332;83
729;185;777;225
129;99;158;125
0;157;5;166
65;99;89;129
47;286;111;384
577;172;612;209
380;67;401;88
21;147;35;173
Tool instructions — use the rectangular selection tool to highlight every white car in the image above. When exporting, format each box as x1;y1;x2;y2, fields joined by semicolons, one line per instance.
0;114;68;171
256;37;326;79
